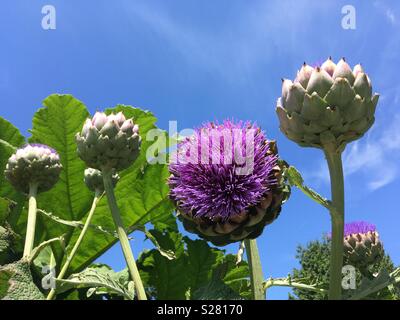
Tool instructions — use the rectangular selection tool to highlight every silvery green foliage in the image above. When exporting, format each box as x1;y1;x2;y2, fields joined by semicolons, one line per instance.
84;168;119;193
344;231;384;269
276;58;379;151
4;144;62;193
76;112;141;171
0;224;17;265
55;264;135;300
0;260;44;300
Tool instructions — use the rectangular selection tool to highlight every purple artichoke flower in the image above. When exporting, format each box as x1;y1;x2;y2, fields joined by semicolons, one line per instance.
344;221;376;236
5;144;62;193
343;221;384;269
168;120;290;246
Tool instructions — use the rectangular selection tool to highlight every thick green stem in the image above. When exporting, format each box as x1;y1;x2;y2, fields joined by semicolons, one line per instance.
324;150;345;300
244;239;265;300
46;191;101;300
102;170;147;300
23;183;38;258
264;278;327;295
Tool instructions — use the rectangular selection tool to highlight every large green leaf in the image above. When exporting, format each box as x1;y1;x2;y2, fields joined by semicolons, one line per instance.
138;230;188;300
185;237;224;293
138;231;250;300
0;259;44;300
0;197;12;225
55;264;135;300
0;117;26;225
192;267;243;300
221;255;251;299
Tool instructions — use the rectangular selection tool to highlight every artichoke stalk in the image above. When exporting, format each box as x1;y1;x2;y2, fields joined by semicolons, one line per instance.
276;58;379;300
4;144;62;258
47;169;119;300
75;112;146;300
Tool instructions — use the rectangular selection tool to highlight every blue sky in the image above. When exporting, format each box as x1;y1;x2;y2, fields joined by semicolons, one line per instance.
1;0;399;299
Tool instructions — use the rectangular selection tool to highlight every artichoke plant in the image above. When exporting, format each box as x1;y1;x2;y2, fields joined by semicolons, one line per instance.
168;120;290;246
276;57;379;152
75;111;141;171
343;221;384;270
4;144;62;258
276;57;380;300
75;111;147;300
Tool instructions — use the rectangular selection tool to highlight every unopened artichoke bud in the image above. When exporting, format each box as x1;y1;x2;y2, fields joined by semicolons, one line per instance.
168;120;290;246
84;168;119;193
276;58;379;152
343;221;384;269
76;112;141;171
4;144;62;193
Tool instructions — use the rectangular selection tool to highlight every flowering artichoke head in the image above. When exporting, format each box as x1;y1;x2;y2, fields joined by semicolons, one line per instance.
4;144;62;193
343;221;384;269
76;112;141;171
168;120;290;246
276;58;379;152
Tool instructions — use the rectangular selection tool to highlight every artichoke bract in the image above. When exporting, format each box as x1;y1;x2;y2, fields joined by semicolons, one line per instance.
168;120;290;246
84;168;119;193
343;221;384;269
4;144;62;193
276;58;379;151
76;112;141;171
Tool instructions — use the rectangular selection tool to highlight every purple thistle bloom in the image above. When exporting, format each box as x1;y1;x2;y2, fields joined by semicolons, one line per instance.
169;120;278;221
344;221;376;237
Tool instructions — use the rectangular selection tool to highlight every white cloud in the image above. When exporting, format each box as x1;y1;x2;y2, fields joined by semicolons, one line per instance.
121;0;335;83
386;9;396;24
308;113;400;191
374;1;397;25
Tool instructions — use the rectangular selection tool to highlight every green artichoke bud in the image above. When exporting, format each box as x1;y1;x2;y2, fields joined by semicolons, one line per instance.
343;222;384;269
75;112;141;171
4;144;62;193
84;168;119;193
276;58;379;151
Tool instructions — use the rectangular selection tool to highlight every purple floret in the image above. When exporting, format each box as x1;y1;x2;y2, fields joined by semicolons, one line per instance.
168;120;278;220
344;221;376;236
